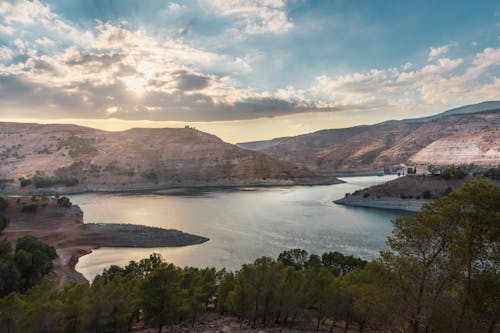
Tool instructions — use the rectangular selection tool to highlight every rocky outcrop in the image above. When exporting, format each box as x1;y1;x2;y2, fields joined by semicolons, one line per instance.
409;129;500;166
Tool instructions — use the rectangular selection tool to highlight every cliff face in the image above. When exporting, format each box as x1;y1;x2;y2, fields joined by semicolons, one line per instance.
238;110;500;173
409;129;500;165
0;124;340;193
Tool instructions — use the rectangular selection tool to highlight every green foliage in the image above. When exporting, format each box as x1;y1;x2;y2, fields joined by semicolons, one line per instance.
0;197;8;211
32;175;79;188
21;203;38;213
54;161;84;178
139;263;182;330
19;177;32;187
0;177;497;332
57;196;72;208
0;214;9;233
382;176;500;332
321;251;367;275
422;189;432;199
141;169;158;180
277;248;308;270
58;136;97;157
15;236;57;291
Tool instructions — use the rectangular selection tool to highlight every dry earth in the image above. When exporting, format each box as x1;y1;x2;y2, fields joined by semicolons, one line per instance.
239;111;500;173
0;124;340;194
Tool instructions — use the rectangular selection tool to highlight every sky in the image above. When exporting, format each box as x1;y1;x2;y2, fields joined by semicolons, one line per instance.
0;0;499;143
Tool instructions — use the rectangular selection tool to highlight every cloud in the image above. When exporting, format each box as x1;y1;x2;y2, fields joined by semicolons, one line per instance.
0;46;14;61
428;45;450;59
0;1;497;123
310;49;498;112
168;2;184;10
428;42;458;61
208;0;293;34
0;4;314;122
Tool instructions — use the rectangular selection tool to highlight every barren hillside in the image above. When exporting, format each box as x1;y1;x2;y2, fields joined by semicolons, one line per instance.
0;123;340;194
238;109;500;173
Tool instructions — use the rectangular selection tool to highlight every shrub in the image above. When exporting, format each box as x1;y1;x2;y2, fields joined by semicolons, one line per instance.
19;178;32;187
422;190;432;199
21;204;38;213
0;213;9;232
0;197;8;211
141;169;158;180
57;196;72;208
32;175;78;188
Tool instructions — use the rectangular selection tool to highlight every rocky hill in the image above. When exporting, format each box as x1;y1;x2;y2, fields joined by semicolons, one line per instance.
0;123;340;194
238;104;500;173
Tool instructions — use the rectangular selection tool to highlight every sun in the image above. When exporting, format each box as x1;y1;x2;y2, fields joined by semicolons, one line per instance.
119;76;147;95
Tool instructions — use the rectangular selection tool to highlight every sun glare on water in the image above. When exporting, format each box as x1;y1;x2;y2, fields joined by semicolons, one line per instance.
119;76;147;95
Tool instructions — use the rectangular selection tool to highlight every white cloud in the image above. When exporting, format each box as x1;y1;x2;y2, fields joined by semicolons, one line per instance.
428;45;450;59
0;24;14;35
0;46;14;61
428;42;458;61
209;0;293;34
310;49;498;113
168;2;184;10
35;37;55;47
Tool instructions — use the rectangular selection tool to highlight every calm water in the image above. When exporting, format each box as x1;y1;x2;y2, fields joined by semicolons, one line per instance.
72;175;408;280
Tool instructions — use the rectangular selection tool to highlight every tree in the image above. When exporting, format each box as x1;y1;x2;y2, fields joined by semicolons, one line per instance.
277;249;308;270
216;269;235;314
0;240;20;296
382;176;500;332
15;236;57;291
321;251;367;275
139;263;182;332
180;267;216;327
25;279;62;333
0;292;26;333
60;283;89;333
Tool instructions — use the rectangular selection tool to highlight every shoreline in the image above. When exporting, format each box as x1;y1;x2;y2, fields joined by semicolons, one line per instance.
0;197;209;286
334;196;429;212
0;177;344;196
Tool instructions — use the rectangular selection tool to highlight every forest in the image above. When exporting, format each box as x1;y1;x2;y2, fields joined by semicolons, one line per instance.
0;177;498;333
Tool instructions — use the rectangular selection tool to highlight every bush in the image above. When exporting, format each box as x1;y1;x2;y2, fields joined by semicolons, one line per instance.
21;204;38;213
32;175;78;188
19;178;32;187
0;197;8;211
57;196;72;208
0;213;9;232
422;190;432;199
141;169;158;180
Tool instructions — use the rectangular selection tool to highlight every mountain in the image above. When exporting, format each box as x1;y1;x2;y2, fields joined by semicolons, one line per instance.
0;123;340;193
378;100;500;125
238;103;500;173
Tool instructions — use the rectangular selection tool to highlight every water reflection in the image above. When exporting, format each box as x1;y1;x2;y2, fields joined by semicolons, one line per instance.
73;175;409;280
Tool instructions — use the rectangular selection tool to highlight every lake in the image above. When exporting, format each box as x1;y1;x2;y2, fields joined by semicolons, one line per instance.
72;175;409;280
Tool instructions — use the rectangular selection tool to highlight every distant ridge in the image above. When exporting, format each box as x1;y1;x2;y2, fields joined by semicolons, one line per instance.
238;102;500;173
378;101;500;125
